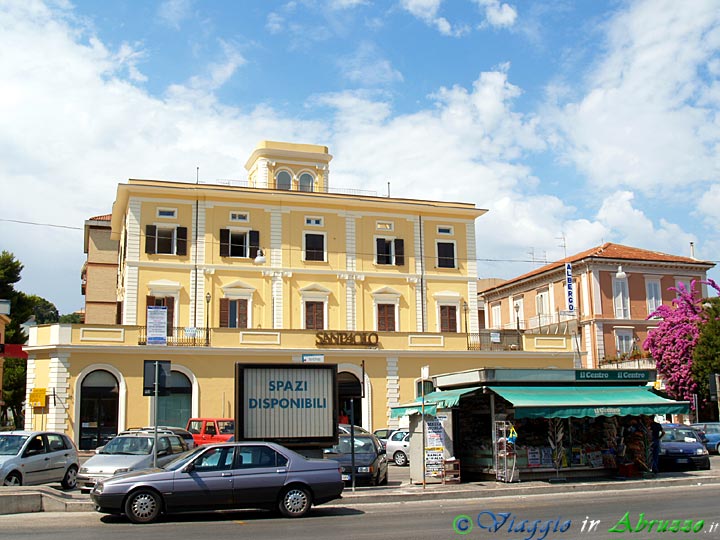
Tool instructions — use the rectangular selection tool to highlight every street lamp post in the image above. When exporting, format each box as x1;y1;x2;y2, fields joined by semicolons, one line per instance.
514;303;521;348
205;292;211;346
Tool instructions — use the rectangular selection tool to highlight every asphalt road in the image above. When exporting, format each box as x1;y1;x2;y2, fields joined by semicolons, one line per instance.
0;482;717;540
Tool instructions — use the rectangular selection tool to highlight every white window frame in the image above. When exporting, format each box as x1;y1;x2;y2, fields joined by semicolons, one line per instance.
229;211;249;223
437;225;454;235
303;231;327;262
436;302;460;333
222;282;255;329
535;288;550;324
614;328;634;355
374;235;396;265
300;290;330;330
376;221;394;232
275;169;292;190
613;277;630;319
491;303;502;329
153;224;178;255
435;240;457;269
305;216;324;227
414;378;435;399
226;227;250;258
645;278;662;316
372;291;401;332
156;207;177;219
298;172;315;192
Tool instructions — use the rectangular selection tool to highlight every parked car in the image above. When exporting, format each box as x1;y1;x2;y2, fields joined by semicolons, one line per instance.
659;426;710;471
690;422;720;453
373;428;393;448
186;418;235;446
78;432;188;493
385;430;410;466
0;431;79;489
91;441;344;523
124;426;196;450
338;424;370;435
324;433;388;485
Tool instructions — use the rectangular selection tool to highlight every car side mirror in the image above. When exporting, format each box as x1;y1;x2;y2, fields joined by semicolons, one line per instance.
182;462;195;473
95;446;104;454
157;449;170;457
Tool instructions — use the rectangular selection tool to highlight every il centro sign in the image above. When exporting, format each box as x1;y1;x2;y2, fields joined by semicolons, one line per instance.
576;370;651;381
315;331;379;347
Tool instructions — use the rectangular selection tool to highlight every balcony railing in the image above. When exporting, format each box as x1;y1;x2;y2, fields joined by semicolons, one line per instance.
467;330;522;351
138;327;211;347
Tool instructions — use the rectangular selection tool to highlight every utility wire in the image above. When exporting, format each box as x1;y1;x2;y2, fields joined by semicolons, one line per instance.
0;218;82;231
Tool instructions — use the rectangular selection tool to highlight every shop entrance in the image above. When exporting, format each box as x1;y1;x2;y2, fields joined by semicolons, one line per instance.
338;371;362;426
79;370;119;450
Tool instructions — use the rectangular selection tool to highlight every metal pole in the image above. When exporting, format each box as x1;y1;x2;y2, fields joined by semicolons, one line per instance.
153;360;159;468
715;373;720;422
422;382;426;490
350;398;356;492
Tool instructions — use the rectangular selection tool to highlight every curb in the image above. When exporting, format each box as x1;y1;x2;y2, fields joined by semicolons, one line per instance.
2;472;717;515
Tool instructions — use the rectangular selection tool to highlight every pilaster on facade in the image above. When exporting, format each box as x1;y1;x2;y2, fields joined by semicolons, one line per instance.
189;200;208;328
123;265;139;325
256;158;269;189
123;198;143;326
345;215;357;272
386;357;400;429
46;354;71;432
412;217;427;332
272;273;284;329
270;210;283;267
23;358;36;430
594;322;605;368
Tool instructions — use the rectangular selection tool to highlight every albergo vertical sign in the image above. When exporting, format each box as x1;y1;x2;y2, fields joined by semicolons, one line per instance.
565;263;575;313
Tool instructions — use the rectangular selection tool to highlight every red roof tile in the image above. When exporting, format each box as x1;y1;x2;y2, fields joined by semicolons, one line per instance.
480;242;713;293
88;214;112;221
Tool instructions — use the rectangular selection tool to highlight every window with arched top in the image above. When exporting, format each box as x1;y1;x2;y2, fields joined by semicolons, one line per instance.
298;173;314;192
276;170;291;190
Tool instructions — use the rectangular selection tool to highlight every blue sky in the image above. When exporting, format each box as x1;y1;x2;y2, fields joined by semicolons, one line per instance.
1;0;719;314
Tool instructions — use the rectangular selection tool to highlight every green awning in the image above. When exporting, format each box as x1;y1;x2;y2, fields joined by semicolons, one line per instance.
488;386;689;419
390;387;480;419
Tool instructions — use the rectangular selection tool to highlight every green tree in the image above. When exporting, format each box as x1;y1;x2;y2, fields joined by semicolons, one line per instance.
1;358;26;428
691;296;720;401
26;294;59;324
0;251;22;299
59;312;83;323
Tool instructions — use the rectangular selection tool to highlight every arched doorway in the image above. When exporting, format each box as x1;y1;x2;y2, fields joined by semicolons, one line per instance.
157;371;192;428
79;370;119;450
338;372;362;426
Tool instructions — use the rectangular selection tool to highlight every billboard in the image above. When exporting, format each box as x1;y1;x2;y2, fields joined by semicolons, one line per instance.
235;363;337;447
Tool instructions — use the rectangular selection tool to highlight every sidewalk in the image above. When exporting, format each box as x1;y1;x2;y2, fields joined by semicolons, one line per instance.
2;468;718;516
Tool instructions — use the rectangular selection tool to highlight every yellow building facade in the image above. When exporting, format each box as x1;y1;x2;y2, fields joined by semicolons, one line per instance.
26;141;574;449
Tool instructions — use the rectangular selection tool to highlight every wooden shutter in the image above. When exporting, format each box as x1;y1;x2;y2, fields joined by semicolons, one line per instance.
394;239;405;266
376;238;385;264
145;225;157;254
239;299;248;329
219;298;229;328
219;229;230;257
165;296;175;335
249;230;260;259
176;227;188;256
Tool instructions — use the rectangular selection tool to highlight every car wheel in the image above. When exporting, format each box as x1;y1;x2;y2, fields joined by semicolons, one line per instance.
394;451;408;466
3;472;21;486
124;489;162;524
715;441;720;454
61;465;78;490
278;486;312;518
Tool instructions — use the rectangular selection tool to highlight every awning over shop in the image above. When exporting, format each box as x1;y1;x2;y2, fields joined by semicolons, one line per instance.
488;386;689;419
390;387;481;419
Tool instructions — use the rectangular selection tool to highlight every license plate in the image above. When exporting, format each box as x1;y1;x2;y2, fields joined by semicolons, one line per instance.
341;474;350;481
676;458;689;464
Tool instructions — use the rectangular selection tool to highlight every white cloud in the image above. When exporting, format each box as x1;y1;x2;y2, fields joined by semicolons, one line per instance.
328;0;369;9
157;0;193;30
400;0;469;37
266;12;284;34
474;0;517;28
338;43;404;86
551;0;720;196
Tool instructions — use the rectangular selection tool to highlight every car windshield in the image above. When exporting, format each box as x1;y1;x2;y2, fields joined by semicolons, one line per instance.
700;424;720;434
328;436;377;454
101;436;153;455
0;435;28;456
664;429;698;442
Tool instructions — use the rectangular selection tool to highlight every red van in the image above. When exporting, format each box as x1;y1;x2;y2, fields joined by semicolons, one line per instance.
186;418;235;446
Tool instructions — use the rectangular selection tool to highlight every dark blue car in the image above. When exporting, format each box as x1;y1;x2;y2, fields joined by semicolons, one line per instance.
324;433;388;486
659;427;710;471
691;423;720;453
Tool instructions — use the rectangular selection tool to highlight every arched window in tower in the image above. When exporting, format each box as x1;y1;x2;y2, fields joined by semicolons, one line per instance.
298;173;314;192
276;170;291;190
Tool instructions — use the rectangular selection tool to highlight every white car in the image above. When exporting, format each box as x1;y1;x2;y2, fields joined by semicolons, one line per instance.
0;431;79;488
78;432;188;493
385;430;410;466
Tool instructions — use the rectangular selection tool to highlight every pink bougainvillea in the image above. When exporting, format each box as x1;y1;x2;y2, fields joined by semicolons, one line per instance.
644;279;720;404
